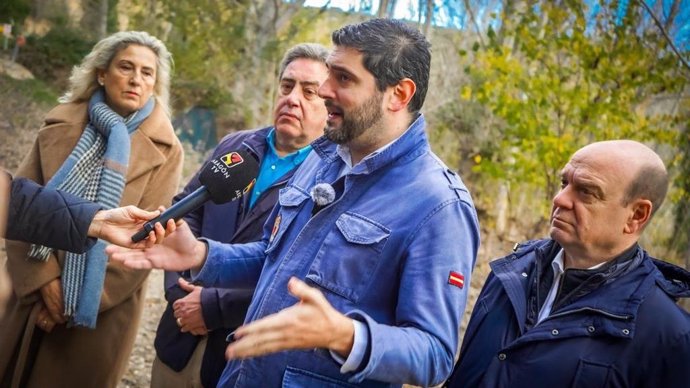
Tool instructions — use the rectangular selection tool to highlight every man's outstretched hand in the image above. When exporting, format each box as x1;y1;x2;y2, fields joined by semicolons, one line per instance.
225;277;355;360
105;221;208;272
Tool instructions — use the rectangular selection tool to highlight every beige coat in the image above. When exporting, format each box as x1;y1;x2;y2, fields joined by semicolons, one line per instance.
0;102;183;388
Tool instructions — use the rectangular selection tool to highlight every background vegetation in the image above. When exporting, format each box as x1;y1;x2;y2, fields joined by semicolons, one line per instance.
1;1;689;386
2;0;689;286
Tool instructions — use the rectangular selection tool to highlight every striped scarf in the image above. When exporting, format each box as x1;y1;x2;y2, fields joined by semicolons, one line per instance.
28;89;155;328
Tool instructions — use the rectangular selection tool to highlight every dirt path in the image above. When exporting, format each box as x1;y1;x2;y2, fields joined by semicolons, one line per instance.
118;270;166;387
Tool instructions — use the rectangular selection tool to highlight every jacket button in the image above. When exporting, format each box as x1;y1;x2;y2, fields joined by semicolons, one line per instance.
498;353;507;361
551;329;559;336
521;272;528;278
622;329;630;335
587;326;595;333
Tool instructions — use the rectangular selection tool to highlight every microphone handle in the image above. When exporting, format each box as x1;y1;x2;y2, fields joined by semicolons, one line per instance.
130;186;211;242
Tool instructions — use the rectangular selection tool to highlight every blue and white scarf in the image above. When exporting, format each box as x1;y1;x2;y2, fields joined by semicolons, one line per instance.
29;89;155;328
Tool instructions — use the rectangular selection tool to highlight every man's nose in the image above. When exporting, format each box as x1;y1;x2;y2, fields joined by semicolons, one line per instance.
285;87;302;107
318;78;334;99
552;187;572;209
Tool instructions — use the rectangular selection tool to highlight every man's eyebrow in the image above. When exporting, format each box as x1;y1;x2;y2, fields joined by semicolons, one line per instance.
299;80;321;87
572;176;605;197
280;77;321;87
327;63;358;80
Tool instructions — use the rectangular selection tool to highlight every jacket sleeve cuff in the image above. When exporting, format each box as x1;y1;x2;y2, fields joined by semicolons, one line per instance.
200;286;223;330
190;238;218;285
329;318;369;374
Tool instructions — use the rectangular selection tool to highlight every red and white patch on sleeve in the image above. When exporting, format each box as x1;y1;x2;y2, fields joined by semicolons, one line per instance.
448;271;465;289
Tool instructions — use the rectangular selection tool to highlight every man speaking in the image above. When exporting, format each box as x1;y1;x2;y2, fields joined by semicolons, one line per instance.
109;18;480;388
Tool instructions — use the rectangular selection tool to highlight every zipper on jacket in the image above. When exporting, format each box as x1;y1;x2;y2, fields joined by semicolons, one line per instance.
544;306;631;322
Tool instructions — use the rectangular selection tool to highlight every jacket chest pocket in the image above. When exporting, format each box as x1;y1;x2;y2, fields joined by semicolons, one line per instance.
306;212;390;303
282;366;358;388
265;186;310;257
571;359;612;388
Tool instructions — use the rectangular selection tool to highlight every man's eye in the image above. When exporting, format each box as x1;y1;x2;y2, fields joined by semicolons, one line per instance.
280;84;293;94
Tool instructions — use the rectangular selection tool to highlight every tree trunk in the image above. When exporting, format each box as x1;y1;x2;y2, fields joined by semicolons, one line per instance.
377;0;389;17
235;0;306;127
80;0;108;40
422;0;433;36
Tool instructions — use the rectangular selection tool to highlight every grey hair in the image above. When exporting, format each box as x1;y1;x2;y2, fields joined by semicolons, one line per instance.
59;31;173;115
623;164;669;218
278;43;330;80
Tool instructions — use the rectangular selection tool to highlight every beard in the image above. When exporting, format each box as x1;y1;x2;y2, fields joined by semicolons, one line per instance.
324;90;384;145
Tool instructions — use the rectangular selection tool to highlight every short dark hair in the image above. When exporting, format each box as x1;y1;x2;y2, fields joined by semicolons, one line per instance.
623;164;669;218
331;18;431;114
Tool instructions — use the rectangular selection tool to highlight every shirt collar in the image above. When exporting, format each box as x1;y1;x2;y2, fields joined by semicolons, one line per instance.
551;249;565;277
266;128;313;166
335;135;397;171
334;113;424;173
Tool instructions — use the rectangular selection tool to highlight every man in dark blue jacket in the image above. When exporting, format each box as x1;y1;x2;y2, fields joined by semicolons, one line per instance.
150;43;330;388
446;140;690;388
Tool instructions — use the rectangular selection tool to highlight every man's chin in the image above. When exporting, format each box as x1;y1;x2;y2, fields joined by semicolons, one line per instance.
324;126;348;144
549;227;567;243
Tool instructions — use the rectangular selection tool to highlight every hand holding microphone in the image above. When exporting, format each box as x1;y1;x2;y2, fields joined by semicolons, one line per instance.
130;151;259;243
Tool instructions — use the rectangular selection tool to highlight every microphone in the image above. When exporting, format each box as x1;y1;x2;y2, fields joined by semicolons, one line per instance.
130;150;259;242
310;183;336;216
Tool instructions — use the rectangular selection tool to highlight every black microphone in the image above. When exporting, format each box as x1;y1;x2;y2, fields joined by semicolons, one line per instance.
130;150;259;242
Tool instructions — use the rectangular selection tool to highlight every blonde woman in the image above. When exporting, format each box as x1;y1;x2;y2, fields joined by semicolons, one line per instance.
0;31;183;388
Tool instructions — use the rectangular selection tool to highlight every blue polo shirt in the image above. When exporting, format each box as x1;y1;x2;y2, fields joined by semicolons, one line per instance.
249;129;312;208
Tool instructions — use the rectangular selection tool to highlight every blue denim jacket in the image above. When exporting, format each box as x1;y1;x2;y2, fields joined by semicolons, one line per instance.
195;115;480;387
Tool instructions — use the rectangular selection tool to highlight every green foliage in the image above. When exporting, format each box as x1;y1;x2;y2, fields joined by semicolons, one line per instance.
122;0;344;126
17;28;95;91
462;1;684;204
126;0;246;111
107;0;120;34
0;0;30;24
0;74;57;105
671;115;690;255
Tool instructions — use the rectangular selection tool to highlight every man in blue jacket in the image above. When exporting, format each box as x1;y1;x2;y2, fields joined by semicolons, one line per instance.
149;43;331;388
108;18;480;388
446;140;690;388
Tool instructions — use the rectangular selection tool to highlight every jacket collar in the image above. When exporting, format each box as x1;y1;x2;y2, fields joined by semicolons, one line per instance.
492;240;649;332
310;114;429;175
241;126;273;158
652;258;690;298
493;239;690;341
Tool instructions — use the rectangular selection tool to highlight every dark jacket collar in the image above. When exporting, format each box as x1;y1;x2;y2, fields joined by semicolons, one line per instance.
492;239;690;331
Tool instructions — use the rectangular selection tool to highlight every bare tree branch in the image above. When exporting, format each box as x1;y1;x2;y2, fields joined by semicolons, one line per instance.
463;0;486;48
636;0;690;76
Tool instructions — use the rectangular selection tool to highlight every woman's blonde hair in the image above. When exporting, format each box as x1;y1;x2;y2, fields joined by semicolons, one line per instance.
59;31;173;115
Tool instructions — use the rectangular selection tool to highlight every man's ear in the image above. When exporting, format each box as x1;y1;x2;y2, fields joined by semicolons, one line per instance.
387;78;416;112
624;199;652;234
